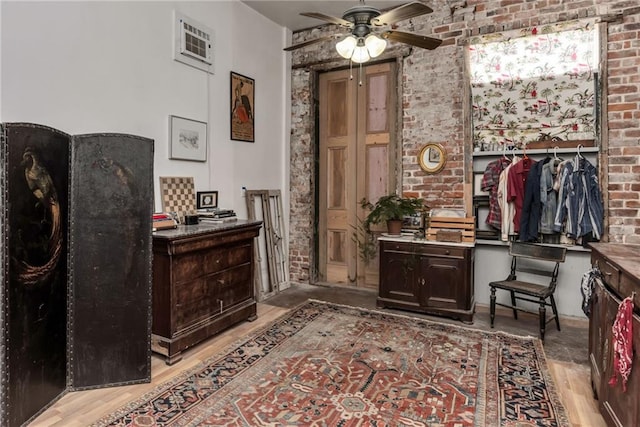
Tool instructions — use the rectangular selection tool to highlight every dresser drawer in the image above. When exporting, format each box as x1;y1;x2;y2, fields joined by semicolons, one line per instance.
172;243;252;283
594;256;620;292
174;263;252;330
382;241;465;258
619;274;640;309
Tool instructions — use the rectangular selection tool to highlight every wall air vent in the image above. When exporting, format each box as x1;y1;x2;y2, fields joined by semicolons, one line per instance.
173;11;214;74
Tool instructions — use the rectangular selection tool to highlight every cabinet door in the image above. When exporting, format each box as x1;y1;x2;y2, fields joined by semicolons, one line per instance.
419;256;464;309
600;290;640;427
379;250;419;302
588;279;606;400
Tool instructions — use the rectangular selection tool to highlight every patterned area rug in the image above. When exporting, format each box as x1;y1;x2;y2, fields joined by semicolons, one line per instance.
95;300;569;426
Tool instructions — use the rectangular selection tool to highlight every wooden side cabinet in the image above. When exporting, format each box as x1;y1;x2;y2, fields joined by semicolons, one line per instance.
588;243;640;427
378;238;475;322
151;220;262;364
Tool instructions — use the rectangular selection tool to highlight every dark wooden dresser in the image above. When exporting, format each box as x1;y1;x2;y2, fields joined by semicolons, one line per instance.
378;237;475;322
151;220;262;364
588;243;640;427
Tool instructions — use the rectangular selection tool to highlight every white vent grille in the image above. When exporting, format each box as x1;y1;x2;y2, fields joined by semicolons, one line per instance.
174;11;214;74
180;19;211;64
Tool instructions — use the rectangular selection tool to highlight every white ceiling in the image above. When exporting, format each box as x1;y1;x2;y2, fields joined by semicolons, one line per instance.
241;0;409;31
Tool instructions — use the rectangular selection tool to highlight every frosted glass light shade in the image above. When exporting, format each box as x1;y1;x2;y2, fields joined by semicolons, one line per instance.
351;45;371;63
336;35;357;59
365;34;387;58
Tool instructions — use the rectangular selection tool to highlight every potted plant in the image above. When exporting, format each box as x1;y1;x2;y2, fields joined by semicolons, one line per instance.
353;194;425;263
360;194;425;236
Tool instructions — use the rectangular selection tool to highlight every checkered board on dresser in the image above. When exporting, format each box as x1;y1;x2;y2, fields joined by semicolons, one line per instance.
159;176;196;222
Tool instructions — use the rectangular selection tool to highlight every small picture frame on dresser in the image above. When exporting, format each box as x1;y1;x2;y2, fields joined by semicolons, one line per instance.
402;213;424;230
196;191;218;210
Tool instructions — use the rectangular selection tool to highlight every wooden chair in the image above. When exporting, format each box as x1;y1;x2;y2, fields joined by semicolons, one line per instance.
489;242;567;341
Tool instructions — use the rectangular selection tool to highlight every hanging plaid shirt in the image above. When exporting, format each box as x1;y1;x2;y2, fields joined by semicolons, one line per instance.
609;295;634;392
481;157;511;230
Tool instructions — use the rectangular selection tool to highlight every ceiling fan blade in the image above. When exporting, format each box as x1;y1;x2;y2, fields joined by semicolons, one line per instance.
373;2;433;26
382;30;442;50
300;12;353;28
284;35;339;52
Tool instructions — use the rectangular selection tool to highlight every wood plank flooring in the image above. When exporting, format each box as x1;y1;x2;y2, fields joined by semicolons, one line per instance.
29;302;606;427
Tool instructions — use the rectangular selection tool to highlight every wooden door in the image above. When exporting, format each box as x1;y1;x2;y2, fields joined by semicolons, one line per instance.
318;62;396;288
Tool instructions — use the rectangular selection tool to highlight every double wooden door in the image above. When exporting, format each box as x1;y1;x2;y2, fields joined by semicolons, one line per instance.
317;62;397;288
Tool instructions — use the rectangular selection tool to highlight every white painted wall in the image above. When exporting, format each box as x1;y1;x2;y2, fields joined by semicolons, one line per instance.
0;0;290;222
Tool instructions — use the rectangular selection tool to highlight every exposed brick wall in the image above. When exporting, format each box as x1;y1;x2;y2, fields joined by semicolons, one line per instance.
288;0;640;282
605;3;640;243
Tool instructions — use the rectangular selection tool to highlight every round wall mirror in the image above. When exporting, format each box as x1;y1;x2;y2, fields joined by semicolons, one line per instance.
418;143;446;173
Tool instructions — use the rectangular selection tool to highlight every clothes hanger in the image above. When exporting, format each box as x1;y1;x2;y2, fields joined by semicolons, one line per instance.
577;144;584;159
502;144;510;161
553;146;560;160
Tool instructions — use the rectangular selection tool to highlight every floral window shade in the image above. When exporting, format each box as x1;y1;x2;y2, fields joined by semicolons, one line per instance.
467;22;599;150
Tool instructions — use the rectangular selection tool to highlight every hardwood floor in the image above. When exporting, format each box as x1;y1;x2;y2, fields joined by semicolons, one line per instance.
29;299;606;426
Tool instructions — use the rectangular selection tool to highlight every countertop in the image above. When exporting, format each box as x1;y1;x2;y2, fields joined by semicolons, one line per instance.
378;233;475;248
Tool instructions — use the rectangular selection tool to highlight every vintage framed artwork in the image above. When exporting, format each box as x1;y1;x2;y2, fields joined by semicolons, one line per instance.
474;172;490;196
402;213;424;230
169;115;207;162
230;71;255;142
196;191;218;210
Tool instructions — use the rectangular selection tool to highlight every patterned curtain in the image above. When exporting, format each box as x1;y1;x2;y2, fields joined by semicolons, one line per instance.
467;21;599;151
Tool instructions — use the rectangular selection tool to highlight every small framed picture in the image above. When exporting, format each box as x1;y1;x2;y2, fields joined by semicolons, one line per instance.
169;115;208;162
402;213;424;230
474;172;489;196
196;191;218;209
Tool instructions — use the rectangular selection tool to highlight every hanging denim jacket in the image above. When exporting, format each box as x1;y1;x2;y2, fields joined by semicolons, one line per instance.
554;156;604;239
539;159;560;234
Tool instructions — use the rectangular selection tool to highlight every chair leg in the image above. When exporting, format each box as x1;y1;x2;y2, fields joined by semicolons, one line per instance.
539;300;546;341
510;290;518;319
490;286;496;328
550;294;561;331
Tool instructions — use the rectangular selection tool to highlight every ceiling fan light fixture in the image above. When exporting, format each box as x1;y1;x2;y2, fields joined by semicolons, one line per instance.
364;34;387;58
336;35;357;59
351;38;371;63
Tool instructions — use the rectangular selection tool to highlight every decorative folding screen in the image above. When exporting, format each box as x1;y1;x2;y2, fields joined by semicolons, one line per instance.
467;21;599;150
0;123;153;426
69;133;154;389
1;123;70;427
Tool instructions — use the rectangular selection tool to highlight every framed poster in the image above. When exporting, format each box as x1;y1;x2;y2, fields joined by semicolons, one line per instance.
169;115;207;162
230;71;255;142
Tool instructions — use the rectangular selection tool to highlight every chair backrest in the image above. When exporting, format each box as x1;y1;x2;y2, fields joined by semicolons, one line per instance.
508;242;567;291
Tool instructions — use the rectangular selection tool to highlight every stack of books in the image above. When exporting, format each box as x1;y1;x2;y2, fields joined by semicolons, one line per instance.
198;209;237;223
152;213;177;231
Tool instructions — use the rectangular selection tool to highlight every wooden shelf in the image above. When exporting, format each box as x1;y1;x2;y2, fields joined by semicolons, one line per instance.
473;146;599;157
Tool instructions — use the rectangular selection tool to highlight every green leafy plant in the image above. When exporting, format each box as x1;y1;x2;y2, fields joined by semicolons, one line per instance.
354;194;425;263
360;194;424;232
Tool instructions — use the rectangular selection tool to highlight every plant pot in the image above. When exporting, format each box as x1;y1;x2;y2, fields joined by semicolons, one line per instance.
386;219;403;235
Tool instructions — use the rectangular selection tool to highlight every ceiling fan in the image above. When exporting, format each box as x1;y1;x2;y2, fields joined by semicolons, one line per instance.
283;0;442;61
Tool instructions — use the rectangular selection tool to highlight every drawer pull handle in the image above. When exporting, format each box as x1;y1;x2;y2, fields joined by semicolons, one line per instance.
218;299;223;313
445;250;450;255
605;272;612;276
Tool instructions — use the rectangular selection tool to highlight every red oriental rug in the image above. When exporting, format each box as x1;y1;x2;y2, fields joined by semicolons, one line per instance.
95;300;569;426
